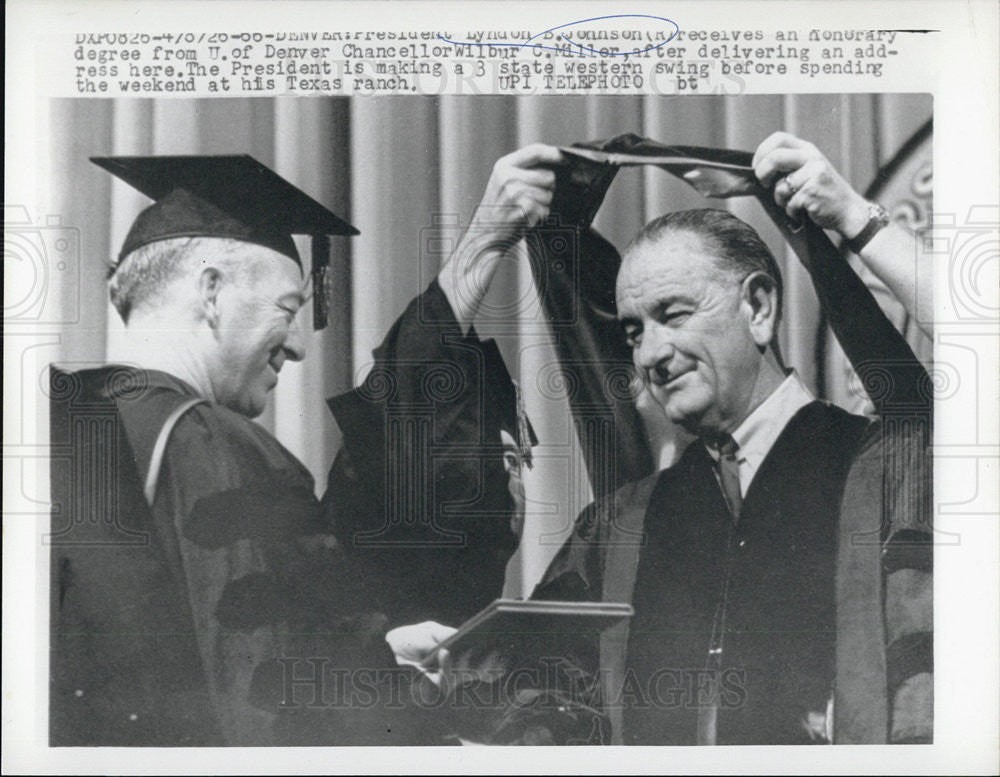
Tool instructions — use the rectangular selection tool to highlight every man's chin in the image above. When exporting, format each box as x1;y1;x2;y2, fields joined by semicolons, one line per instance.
227;390;268;419
662;396;712;434
227;401;265;419
250;389;273;417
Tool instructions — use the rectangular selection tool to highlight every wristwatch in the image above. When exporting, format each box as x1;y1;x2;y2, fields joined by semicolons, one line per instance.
846;201;891;254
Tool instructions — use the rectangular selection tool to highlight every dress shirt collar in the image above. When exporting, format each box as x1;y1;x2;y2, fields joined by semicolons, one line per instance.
705;371;815;494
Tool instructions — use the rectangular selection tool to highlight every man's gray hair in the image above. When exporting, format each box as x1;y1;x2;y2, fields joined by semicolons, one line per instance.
625;208;784;329
109;236;255;323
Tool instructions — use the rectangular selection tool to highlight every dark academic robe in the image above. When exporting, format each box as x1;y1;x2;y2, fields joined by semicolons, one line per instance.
533;400;931;745
323;279;521;627
49;366;438;746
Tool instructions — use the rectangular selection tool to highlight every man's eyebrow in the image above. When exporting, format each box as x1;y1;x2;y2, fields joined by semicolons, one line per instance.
618;294;693;322
280;283;313;307
657;293;694;308
278;291;306;308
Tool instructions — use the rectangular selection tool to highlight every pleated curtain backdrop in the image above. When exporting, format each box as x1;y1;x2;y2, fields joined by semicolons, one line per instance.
44;94;932;595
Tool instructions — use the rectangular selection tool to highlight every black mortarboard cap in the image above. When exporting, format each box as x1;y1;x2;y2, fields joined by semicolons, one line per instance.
90;154;358;329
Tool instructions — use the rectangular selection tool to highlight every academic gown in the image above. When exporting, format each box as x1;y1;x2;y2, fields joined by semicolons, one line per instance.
532;400;932;745
49;366;440;746
323;279;521;627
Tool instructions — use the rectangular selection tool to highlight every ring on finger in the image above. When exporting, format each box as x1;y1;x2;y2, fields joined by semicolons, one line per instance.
782;175;798;195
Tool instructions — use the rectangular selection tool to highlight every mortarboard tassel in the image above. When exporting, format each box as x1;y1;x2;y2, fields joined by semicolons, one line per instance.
513;378;533;470
312;234;330;330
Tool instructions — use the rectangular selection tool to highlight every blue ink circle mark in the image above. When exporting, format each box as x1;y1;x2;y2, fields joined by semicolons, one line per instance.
437;14;680;57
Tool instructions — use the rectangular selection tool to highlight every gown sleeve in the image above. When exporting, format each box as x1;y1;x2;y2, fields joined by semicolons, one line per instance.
323;278;520;626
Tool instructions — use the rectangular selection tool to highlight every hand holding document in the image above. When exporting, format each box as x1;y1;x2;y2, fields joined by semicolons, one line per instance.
385;620;457;687
385;619;508;704
386;599;633;682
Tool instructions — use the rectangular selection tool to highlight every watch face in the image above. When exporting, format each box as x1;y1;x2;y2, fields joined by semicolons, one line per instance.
870;202;891;225
847;203;891;253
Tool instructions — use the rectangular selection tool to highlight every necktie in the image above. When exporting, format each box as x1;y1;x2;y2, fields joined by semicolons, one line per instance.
697;434;741;745
716;434;742;522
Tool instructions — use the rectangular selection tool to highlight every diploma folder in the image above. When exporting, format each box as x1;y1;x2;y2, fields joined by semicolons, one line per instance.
423;599;633;666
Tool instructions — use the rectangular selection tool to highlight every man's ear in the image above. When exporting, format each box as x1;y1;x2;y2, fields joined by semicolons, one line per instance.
198;267;223;328
741;271;779;349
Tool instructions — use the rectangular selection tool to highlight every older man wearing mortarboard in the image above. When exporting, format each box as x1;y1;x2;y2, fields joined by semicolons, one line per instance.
48;156;435;747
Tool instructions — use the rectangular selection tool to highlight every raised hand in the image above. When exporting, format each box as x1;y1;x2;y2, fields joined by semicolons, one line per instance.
752;131;870;239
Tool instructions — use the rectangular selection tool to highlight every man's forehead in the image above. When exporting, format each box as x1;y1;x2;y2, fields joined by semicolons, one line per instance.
227;238;298;264
618;231;724;297
224;239;308;296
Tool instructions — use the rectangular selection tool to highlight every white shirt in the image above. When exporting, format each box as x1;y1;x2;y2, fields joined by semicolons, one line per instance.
707;372;816;497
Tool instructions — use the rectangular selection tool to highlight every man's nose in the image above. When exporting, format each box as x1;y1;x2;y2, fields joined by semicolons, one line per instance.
634;326;673;371
283;322;306;362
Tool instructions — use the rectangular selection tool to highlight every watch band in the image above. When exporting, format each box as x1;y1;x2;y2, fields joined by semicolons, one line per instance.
846;202;890;254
